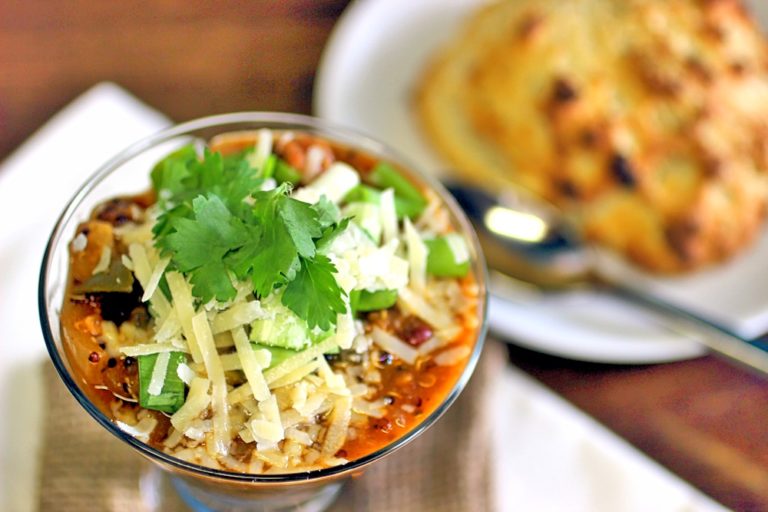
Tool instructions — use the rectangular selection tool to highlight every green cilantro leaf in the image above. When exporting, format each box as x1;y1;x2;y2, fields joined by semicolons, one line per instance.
227;185;323;297
152;147;264;217
316;217;350;252
282;255;346;330
151;145;349;328
161;195;247;271
158;195;247;302
312;195;340;229
189;260;236;302
279;196;322;258
150;145;197;198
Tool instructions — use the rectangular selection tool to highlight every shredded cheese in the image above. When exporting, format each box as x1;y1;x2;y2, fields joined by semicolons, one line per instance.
380;188;398;244
263;336;338;385
227;383;253;406
128;243;152;290
211;301;266;334
434;345;471;366
166;272;204;363
250;420;284;443
333;308;355;350
371;327;418;364
445;233;470;264
154;309;181;343
232;326;271;402
147;351;171;396
301;162;360;204
116;417;157;442
397;286;454;330
170;377;210;433
268;359;322;390
316;356;348;395
120;342;188;357
192;311;230;455
92;246;112;275
176;362;196;386
247;128;273;170
141;256;170;302
404;218;427;292
121;254;134;270
321;396;352;457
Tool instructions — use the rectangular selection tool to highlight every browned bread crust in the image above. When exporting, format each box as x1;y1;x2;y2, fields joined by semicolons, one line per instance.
416;0;768;272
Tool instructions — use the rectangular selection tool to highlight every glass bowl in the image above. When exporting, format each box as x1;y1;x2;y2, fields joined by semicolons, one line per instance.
38;112;488;511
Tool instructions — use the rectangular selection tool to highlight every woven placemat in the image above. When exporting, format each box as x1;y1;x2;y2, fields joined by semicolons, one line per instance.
38;341;504;512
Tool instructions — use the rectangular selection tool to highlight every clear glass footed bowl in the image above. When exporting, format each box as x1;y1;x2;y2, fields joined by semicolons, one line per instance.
38;112;488;512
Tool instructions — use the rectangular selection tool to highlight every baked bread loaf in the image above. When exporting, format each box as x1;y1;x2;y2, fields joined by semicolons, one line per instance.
416;0;768;272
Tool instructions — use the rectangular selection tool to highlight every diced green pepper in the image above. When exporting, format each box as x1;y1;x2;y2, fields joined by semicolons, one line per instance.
369;162;427;205
344;184;381;204
251;343;298;369
251;339;339;368
350;288;399;313
72;258;135;294
274;158;302;185
260;154;277;179
343;184;425;219
138;352;187;413
344;202;382;243
425;235;471;277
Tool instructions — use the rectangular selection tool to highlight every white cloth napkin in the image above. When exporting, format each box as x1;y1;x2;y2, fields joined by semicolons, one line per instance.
0;83;726;512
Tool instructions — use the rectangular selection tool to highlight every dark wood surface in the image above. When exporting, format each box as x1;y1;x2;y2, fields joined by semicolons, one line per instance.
2;2;767;510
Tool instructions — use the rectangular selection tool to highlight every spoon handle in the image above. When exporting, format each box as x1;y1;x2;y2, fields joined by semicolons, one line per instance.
606;280;768;375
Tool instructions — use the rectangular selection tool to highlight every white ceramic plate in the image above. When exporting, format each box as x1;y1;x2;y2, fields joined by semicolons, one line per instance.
314;0;768;363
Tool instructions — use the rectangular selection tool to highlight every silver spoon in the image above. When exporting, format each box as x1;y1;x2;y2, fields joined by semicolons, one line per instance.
447;183;768;375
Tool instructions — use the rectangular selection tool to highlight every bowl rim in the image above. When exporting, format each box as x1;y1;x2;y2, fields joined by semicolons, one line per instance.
38;111;488;484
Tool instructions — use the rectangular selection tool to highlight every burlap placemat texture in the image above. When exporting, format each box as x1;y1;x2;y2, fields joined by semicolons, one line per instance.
38;341;504;512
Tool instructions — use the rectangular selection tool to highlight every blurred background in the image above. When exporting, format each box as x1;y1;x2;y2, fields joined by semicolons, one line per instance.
0;1;349;158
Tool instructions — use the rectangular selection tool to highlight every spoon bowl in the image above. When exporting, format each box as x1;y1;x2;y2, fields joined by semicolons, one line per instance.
448;182;768;377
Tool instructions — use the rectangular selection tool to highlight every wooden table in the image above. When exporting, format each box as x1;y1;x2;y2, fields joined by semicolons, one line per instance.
2;2;767;510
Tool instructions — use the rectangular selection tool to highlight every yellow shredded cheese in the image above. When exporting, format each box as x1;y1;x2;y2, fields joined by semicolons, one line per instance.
170;377;211;433
141;256;170;302
251;420;284;443
211;301;266;334
333;308;355;350
92;246;112;275
147;351;171;396
176;362;196;386
397;286;454;330
316;356;349;395
321;396;352;457
128;243;152;290
214;331;235;348
116;417;157;442
268;359;322;390
232;326;271;402
120;342;188;357
371;327;418;364
166;272;204;363
129;243;171;318
227;383;253;406
404;218;427;292
263;336;338;385
154;309;181;343
192;311;230;455
314;162;361;203
243;128;273;170
380;188;398;244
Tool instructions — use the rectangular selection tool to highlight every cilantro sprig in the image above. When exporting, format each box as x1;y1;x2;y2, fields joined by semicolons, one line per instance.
152;146;347;329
